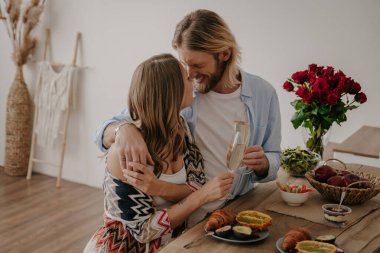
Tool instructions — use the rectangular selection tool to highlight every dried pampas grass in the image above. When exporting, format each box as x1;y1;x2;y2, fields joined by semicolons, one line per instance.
0;0;46;66
6;0;21;32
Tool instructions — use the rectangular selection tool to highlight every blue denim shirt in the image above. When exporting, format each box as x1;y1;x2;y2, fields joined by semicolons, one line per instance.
94;70;282;197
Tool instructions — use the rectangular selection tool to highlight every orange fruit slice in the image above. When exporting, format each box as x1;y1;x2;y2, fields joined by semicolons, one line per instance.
295;240;337;253
235;210;272;230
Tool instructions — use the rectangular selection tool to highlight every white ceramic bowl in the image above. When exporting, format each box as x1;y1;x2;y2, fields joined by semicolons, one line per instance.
322;204;352;223
280;190;309;206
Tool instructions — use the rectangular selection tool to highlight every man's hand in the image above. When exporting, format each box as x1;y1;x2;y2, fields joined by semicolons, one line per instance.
243;145;269;177
113;123;154;170
122;162;162;196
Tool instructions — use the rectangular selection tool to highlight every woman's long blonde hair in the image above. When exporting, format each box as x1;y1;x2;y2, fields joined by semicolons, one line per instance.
172;9;241;88
128;54;186;175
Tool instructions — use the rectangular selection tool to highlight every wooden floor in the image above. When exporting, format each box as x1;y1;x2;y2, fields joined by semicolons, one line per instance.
0;166;104;253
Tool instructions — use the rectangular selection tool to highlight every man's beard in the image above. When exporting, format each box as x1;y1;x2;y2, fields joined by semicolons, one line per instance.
194;59;227;94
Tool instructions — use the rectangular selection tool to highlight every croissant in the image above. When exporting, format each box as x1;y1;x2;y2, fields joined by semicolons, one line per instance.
205;209;235;231
282;227;311;251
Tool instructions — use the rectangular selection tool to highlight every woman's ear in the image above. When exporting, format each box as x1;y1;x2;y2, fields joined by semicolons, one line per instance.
219;48;232;62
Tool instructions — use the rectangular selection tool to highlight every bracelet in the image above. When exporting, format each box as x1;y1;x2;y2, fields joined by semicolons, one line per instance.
114;121;131;136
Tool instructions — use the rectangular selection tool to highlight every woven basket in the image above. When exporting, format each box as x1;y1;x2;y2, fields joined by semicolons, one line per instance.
305;168;380;205
4;66;32;176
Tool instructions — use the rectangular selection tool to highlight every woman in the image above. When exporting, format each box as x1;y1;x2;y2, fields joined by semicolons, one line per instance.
84;54;234;253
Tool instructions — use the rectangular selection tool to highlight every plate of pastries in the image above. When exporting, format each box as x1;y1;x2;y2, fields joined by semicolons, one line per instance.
276;227;344;253
204;209;272;243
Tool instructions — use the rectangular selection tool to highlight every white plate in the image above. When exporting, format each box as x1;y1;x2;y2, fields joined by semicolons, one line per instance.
211;230;269;244
276;237;288;253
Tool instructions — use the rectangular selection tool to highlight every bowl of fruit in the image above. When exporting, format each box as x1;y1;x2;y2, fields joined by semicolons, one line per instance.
277;182;314;206
305;159;380;205
281;147;321;177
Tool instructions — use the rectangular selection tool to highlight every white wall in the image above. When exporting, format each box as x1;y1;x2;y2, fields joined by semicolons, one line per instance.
1;0;379;188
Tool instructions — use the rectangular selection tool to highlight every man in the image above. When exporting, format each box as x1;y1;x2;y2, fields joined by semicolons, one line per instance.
94;9;281;225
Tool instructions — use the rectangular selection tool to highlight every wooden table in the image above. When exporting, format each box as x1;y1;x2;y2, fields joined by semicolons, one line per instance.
160;165;380;253
333;126;380;159
332;126;380;168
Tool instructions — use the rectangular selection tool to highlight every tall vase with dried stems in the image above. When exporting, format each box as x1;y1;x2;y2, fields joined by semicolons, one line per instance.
5;66;32;176
1;0;45;176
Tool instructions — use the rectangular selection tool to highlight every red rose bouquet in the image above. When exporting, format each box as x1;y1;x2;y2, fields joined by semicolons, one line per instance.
283;64;367;156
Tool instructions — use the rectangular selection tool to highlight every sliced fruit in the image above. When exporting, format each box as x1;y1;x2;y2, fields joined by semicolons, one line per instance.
315;234;336;244
295;240;337;253
215;225;232;238
236;210;272;230
232;225;252;240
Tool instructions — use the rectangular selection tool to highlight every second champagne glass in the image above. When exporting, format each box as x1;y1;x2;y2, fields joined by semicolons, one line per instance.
224;121;250;199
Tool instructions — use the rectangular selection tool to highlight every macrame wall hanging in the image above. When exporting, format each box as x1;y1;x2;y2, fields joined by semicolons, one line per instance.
27;29;82;187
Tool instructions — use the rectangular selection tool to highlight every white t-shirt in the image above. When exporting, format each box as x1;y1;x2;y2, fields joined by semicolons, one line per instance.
153;165;186;245
188;86;247;226
153;166;187;208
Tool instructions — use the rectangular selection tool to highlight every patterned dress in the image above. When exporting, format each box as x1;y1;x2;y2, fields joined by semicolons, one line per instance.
84;121;205;253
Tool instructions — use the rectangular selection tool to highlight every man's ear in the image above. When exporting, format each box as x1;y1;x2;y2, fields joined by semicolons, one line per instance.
219;48;232;62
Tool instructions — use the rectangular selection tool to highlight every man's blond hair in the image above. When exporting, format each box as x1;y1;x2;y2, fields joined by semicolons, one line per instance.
172;9;241;88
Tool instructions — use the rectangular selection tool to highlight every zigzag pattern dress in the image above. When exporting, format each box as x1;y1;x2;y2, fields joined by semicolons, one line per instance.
84;121;205;253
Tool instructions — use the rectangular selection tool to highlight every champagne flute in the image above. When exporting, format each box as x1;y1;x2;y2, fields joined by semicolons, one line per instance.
224;121;250;199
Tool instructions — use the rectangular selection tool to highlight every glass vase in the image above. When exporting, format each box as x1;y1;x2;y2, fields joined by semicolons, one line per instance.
302;127;331;158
